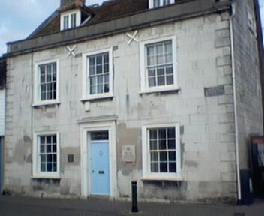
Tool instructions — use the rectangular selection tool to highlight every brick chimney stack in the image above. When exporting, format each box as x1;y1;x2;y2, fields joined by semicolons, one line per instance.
60;0;86;8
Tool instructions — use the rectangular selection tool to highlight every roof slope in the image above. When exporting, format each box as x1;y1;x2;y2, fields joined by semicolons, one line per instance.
29;0;149;39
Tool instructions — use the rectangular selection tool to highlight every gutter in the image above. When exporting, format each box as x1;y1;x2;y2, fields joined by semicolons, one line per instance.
229;5;242;202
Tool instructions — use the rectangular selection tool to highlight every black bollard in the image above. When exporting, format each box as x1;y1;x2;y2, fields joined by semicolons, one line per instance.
131;181;138;213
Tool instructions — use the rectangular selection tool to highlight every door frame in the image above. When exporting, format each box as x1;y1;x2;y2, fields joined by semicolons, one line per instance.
0;137;4;193
80;121;117;198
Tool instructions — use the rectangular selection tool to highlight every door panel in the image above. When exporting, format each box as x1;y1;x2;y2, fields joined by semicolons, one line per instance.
90;141;110;196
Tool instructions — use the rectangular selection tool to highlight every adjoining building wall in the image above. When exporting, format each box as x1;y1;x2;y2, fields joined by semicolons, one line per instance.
232;0;263;170
5;13;237;202
0;90;5;137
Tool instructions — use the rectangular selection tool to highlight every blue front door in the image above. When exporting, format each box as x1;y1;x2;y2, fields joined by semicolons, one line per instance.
90;141;110;196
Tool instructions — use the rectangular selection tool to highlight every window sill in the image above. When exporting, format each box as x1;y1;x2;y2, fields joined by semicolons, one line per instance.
81;96;114;102
32;174;61;179
32;101;61;107
140;87;181;95
141;176;183;182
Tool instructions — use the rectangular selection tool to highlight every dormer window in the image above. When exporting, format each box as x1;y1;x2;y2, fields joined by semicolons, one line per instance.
60;10;81;30
149;0;175;9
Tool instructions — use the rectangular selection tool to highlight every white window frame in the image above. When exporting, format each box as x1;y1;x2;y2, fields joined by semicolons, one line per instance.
82;48;114;101
140;36;178;93
149;0;175;9
60;10;81;31
32;132;60;179
142;123;181;180
33;59;60;106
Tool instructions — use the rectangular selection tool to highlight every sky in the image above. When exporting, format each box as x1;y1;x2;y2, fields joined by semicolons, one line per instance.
0;0;263;56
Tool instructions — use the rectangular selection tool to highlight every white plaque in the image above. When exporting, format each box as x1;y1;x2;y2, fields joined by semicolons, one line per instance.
122;145;136;162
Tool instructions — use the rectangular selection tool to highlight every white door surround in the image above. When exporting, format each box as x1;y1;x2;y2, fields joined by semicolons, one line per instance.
80;121;117;198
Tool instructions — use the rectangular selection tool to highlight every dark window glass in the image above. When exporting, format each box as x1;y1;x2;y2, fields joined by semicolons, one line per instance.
90;131;109;141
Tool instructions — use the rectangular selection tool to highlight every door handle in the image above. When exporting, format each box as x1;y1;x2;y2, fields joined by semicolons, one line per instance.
98;170;104;174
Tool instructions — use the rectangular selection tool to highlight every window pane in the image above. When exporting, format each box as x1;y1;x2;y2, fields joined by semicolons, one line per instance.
159;139;167;150
98;75;104;85
157;76;165;86
150;140;158;150
41;155;47;163
149;77;156;87
47;64;52;82
97;84;104;94
52;63;57;81
104;63;109;74
71;13;76;28
52;163;57;172
158;129;166;139
169;151;176;161
40;145;45;153
91;131;109;140
47;163;52;172
96;55;103;65
167;128;176;138
103;53;109;65
169;162;176;172
157;67;165;76
104;74;109;84
164;0;171;5
64;15;69;29
149;129;158;139
96;65;103;74
104;84;110;93
160;152;167;162
154;0;160;7
89;65;95;76
166;65;173;75
148;68;155;77
53;144;57;152
47;154;52;163
150;152;158;162
165;41;172;55
90;84;96;95
52;154;57;162
41;163;46;172
40;136;45;145
151;163;159;172
40;65;46;83
160;163;167;172
47;145;52;153
166;75;174;85
47;136;51;144
168;139;176;149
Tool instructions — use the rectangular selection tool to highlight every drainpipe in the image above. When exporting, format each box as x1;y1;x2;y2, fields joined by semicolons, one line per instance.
229;5;242;202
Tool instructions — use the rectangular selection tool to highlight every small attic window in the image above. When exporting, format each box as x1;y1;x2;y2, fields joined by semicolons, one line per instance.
149;0;175;9
60;10;81;30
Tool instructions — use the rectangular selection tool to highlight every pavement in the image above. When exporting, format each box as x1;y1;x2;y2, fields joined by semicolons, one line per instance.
0;195;264;216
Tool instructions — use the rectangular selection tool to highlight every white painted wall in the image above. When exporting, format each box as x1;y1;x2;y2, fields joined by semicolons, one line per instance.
0;90;5;136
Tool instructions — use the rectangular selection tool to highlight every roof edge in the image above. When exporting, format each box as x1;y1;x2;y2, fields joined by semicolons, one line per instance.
5;0;231;58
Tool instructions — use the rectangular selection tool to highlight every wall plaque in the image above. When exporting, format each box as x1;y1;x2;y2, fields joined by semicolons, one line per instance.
204;85;225;97
122;145;136;163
